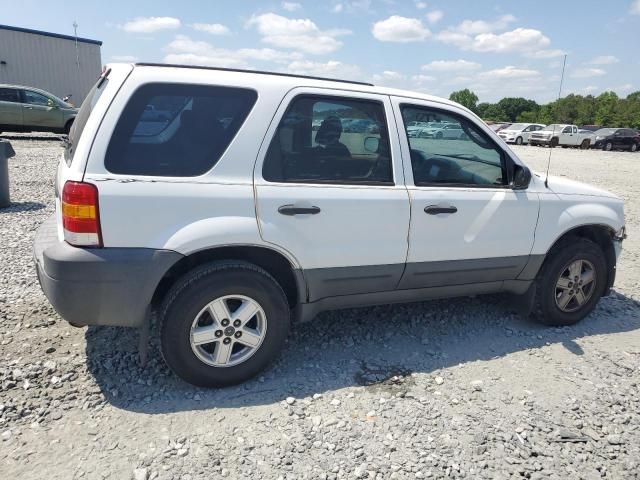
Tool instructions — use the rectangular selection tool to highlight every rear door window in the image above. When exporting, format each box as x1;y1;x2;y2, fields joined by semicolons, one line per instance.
262;95;393;185
105;83;257;177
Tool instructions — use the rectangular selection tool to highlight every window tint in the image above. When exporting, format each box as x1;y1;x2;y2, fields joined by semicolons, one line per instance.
263;95;393;185
23;90;51;106
105;83;257;177
0;88;19;103
401;106;506;187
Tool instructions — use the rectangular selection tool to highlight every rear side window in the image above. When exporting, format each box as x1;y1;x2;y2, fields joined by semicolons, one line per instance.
65;78;107;166
262;95;393;185
105;83;257;177
0;88;19;103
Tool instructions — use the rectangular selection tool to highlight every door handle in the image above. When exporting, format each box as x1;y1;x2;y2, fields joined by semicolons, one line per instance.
424;205;457;215
278;204;321;216
25;106;33;109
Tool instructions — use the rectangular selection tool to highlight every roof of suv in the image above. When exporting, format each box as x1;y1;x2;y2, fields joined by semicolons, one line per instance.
130;62;466;114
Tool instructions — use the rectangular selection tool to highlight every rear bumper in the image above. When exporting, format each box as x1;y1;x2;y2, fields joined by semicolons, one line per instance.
34;215;183;328
529;139;551;146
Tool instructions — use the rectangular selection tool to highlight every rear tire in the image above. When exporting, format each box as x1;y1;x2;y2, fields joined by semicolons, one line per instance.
550;137;559;148
603;141;613;151
532;238;607;326
160;261;290;387
64;120;74;134
631;143;638;152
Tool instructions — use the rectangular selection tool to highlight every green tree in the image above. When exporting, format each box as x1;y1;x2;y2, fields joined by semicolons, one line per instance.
594;91;619;126
449;89;479;112
496;97;539;122
477;103;508;121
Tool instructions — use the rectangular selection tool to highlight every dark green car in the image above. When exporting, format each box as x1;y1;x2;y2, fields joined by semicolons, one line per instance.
0;84;78;135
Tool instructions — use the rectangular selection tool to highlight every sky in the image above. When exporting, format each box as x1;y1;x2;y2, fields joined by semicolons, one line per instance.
1;0;639;103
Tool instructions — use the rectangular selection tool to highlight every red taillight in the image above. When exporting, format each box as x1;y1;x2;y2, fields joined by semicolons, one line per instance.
61;181;102;247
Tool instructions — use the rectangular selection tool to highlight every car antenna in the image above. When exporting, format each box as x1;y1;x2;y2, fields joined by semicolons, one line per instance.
545;54;568;188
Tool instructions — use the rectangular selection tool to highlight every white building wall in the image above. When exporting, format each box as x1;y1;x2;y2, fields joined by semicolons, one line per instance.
0;27;102;105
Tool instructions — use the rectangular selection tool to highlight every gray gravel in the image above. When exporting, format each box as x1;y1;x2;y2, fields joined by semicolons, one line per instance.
1;135;639;480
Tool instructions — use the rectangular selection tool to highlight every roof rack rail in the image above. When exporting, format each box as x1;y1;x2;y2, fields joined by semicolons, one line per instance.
134;62;374;87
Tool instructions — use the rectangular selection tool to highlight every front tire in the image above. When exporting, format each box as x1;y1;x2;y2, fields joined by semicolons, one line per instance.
160;261;290;387
603;141;613;151
515;136;523;145
550;137;559;148
631;143;638;152
532;238;607;326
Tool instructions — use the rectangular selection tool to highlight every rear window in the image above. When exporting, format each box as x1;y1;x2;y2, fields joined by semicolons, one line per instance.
104;83;257;177
64;79;105;165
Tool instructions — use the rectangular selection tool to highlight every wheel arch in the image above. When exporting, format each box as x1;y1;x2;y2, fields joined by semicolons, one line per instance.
540;223;617;292
151;244;306;309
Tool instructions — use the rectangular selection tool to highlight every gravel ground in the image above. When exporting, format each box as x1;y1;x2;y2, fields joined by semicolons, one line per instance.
1;134;639;480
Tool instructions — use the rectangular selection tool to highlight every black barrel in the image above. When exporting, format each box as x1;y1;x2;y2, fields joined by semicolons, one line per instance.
0;139;16;208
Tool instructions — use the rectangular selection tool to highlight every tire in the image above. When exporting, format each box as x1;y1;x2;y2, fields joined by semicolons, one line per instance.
515;136;523;145
64;120;74;134
550;137;559;148
532;238;607;327
631;143;638;152
603;141;613;151
160;260;290;387
435;132;443;139
580;139;590;150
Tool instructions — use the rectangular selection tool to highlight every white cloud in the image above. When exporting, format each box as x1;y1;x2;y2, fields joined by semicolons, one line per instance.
455;14;516;35
332;4;344;13
411;74;436;84
415;1;428;9
372;16;430;42
471;28;550;53
285;60;362;80
631;0;640;14
191;23;230;35
580;85;599;94
570;67;607;79
282;1;302;11
164;35;303;69
425;10;444;24
110;55;138;62
372;70;406;85
526;49;566;59
421;59;481;72
478;66;541;80
246;13;351;55
121;16;181;34
587;55;619;65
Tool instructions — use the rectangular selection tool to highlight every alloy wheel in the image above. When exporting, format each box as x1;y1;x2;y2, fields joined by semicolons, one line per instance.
554;259;597;313
190;295;267;367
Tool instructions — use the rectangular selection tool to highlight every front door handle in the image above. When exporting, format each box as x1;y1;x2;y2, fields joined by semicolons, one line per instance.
25;106;33;110
278;204;321;216
424;205;457;215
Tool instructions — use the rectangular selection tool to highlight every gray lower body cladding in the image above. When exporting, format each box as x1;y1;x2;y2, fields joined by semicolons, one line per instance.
34;216;183;327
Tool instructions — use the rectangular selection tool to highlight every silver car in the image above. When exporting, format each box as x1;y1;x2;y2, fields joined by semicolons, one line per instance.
0;84;78;134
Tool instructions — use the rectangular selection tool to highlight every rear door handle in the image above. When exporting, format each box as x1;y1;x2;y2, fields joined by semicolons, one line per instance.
25;106;33;109
424;205;457;215
278;204;321;216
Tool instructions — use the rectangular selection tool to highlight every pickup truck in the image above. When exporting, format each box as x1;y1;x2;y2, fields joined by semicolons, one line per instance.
529;124;592;149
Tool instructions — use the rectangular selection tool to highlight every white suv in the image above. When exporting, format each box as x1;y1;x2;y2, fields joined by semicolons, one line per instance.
34;63;626;387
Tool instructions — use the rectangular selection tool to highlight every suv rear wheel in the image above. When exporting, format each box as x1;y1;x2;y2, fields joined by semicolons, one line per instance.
532;238;606;326
160;261;290;387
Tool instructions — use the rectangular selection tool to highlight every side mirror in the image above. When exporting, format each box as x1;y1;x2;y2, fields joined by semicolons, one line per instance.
364;136;379;153
512;165;531;190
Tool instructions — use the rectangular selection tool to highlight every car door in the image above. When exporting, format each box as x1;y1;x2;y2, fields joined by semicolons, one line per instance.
255;88;410;302
0;87;23;127
20;89;64;129
391;98;539;290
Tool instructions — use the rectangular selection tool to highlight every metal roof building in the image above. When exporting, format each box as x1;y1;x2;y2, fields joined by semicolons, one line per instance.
0;24;102;105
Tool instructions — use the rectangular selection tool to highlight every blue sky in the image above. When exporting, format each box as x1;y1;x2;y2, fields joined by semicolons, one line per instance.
2;0;639;102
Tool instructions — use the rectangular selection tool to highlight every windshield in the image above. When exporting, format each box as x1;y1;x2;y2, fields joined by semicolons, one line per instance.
594;128;617;136
508;123;527;131
542;124;564;131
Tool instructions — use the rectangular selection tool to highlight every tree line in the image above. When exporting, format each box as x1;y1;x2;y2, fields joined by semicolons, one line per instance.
448;89;640;129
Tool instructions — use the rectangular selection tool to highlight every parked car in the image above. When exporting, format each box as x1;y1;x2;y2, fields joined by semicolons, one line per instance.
488;122;511;133
529;124;592;149
419;122;467;139
34;63;625;387
590;128;640;152
0;84;78;134
497;123;546;145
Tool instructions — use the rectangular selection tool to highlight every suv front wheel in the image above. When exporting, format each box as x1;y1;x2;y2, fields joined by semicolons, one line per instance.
532;238;607;326
160;261;290;387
